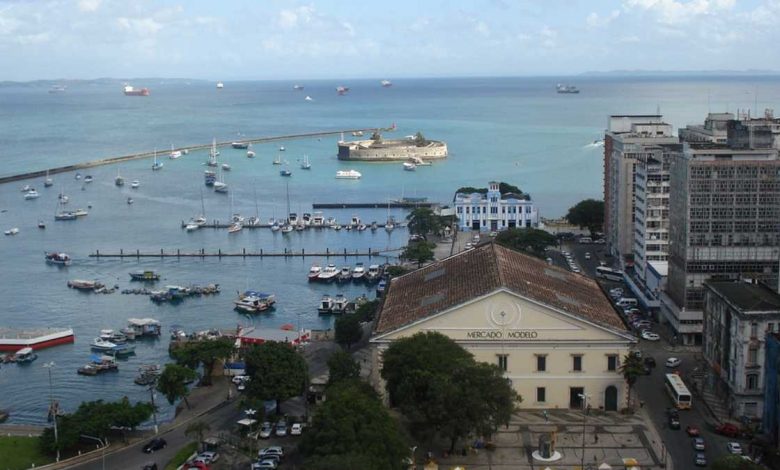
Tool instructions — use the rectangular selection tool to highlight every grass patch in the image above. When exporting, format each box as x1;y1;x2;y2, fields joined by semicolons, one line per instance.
0;436;53;470
164;441;198;470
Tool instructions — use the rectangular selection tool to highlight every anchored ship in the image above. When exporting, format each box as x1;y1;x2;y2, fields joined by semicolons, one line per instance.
123;85;150;96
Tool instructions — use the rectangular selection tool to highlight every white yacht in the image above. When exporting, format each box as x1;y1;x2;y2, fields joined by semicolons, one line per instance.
222;163;231;171
403;162;417;171
351;263;366;281
24;189;40;200
312;212;325;227
317;295;334;314
131;180;140;189
169;144;182;159
350;215;361;227
335;170;361;179
317;264;339;282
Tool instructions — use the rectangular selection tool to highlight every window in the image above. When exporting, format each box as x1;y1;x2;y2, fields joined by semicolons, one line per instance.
536;387;546;403
751;322;758;339
748;347;758;365
747;374;759;390
572;355;583;372
536;355;547;372
497;354;508;372
607;355;618;371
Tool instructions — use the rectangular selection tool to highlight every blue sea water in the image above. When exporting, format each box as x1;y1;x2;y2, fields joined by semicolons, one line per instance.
0;76;778;424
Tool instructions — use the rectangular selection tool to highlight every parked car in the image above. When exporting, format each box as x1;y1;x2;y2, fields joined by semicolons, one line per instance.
185;462;209;470
258;446;284;459
464;243;473;250
668;415;681;430
143;438;167;453
251;461;277;470
692;437;705;451
686;425;700;437
716;422;741;438
665;357;681;368
275;419;287;437
195;452;219;464
641;331;660;341
259;421;273;439
727;442;743;455
290;423;303;436
142;464;158;470
585;252;592;259
231;375;249;385
694;453;707;467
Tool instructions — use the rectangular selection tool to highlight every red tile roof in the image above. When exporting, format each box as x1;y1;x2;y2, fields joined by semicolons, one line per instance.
374;242;627;335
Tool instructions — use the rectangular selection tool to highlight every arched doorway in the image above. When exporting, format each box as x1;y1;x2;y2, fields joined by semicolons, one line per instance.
604;386;618;411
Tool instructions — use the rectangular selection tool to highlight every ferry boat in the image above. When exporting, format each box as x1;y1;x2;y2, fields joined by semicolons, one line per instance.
45;252;71;266
123;85;150;96
129;270;160;282
335;170;361;179
0;327;75;352
318;294;335;314
317;264;339;282
381;79;392;87
556;83;580;94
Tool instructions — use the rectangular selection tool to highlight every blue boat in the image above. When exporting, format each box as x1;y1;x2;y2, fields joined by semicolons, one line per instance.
280;169;292;177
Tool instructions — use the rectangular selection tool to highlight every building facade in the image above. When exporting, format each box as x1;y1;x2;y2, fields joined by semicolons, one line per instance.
663;143;780;345
678;112;734;144
763;333;780;448
703;281;780;419
454;181;539;232
370;243;636;410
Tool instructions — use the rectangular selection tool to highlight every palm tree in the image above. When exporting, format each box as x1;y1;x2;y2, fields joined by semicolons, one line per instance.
185;420;211;452
157;364;198;409
620;352;645;410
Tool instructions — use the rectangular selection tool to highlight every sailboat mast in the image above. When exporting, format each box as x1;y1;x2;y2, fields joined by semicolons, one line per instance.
286;180;291;223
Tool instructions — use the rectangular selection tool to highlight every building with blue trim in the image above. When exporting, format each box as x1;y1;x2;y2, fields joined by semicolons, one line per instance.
453;181;539;232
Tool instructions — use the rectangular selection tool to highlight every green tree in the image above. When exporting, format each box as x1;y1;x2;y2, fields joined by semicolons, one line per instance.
401;241;436;267
355;299;380;322
327;349;361;385
620;352;645;409
171;337;235;386
335;314;363;350
406;208;443;236
495;228;556;258
300;380;410;470
413;131;428;146
157;364;198;409
185;421;211;452
565;199;605;236
498;182;524;196
712;455;764;470
384;265;410;278
380;332;519;451
244;342;308;416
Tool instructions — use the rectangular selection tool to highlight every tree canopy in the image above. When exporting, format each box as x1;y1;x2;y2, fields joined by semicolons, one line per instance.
455;182;526;198
157;364;198;409
327;349;361;386
335;314;363;350
406;208;444;236
40;398;154;454
565;199;605;236
300;380;409;470
711;455;764;470
244;341;308;415
494;228;556;258
380;332;519;451
401;241;436;267
170;337;235;386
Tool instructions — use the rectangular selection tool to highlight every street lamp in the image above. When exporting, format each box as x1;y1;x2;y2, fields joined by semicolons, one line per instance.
42;361;59;462
81;435;107;470
245;408;257;457
578;393;591;470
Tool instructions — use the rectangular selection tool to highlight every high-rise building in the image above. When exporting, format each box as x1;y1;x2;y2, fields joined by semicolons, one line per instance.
604;115;677;264
678;112;734;144
661;143;780;345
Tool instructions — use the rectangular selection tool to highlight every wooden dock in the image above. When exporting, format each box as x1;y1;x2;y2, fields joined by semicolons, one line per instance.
0;127;383;185
312;202;434;209
90;247;402;258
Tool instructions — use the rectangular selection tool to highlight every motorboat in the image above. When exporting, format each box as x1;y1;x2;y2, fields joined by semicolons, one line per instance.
312;212;325;227
54;211;76;221
381;79;392;87
68;279;104;290
99;329;128;344
270;221;280;232
129;270;160;282
335;170;361;179
366;264;382;283
84;175;94;183
300;155;311;169
14;347;37;363
334;224;342;231
308;264;322;281
317;294;334;314
350;215;361;227
280;168;292;177
131;180;140;189
78;355;119;375
326;217;336;227
204;170;216;186
302;213;312;226
45;252;71;266
295;222;305;231
73;208;88;217
105;344;135;357
246;216;261;226
91;337;118;351
293;84;304;90
351;263;366;281
337;266;352;283
403;162;417;171
317;264;339;282
288;213;299;225
247;149;255;158
21;184;33;192
38;220;46;229
4;228;19;236
231;142;249;149
331;294;348;314
24;189;40;200
127;197;134;205
170;145;182;159
216;81;224;89
222;163;231;171
376;279;387;297
280;224;293;233
234;291;276;313
227;221;243;233
185;222;200;232
279;145;286;152
75;172;82;180
357;224;367;231
213;180;228;193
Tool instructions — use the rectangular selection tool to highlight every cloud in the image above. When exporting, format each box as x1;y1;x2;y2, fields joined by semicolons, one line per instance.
586;10;620;28
77;0;101;13
618;35;641;43
474;20;490;37
539;26;557;48
14;31;50;45
116;17;163;36
276;5;315;30
624;0;735;25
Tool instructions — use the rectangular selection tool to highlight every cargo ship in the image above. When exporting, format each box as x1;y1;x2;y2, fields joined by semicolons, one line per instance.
337;131;447;162
0;327;75;352
123;85;150;96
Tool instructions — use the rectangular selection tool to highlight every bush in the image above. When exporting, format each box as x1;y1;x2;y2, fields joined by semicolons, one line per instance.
164;441;198;470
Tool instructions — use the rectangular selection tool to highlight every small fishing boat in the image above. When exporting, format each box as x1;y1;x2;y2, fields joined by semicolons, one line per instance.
335;170;361;179
4;228;19;236
317;294;334;314
38;220;46;229
14;347;37;364
131;180;140;189
91;337;118;351
78;355;119;375
45;252;71;266
129;270;160;282
317;264;339;282
337;266;352;283
308;264;322;281
24;189;40;200
351;263;366;281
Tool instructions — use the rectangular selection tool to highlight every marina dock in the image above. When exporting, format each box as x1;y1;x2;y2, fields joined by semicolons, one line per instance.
312;201;435;209
90;247;402;258
179;221;400;229
0;127;382;184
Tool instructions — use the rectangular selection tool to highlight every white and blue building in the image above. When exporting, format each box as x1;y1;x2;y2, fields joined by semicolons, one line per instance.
454;181;539;232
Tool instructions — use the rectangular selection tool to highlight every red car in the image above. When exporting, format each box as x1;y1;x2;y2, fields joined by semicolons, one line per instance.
686;425;700;437
715;423;740;438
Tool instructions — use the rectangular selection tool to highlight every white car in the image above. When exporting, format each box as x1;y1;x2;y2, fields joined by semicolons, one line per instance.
464;243;473;250
258;446;284;458
194;451;219;464
641;331;660;341
584;252;591;259
231;375;249;385
290;423;303;435
665;357;682;368
727;442;743;455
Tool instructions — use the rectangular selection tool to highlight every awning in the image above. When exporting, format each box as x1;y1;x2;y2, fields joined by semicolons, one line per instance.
236;418;257;427
598;463;613;470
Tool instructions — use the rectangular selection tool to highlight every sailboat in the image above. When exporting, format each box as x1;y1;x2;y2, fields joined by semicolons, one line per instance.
281;180;293;233
54;189;76;221
114;167;124;186
247;187;262;226
206;138;219;167
169;144;182;159
300;155;311;170
44;170;53;188
273;153;282;165
385;200;395;232
186;189;208;231
227;194;242;234
213;166;228;193
152;149;163;170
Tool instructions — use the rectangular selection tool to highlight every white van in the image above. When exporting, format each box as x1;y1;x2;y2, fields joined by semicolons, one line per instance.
616;298;638;307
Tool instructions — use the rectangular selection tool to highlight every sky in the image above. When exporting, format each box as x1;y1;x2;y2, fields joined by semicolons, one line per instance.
1;0;779;81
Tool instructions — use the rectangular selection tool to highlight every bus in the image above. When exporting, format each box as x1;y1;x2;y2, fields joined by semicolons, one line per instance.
596;266;624;281
665;373;692;409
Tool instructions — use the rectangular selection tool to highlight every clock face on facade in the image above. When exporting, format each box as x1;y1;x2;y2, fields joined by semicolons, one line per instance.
488;301;521;328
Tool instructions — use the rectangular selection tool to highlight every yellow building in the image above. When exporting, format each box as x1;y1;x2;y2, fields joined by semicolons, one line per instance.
370;243;636;411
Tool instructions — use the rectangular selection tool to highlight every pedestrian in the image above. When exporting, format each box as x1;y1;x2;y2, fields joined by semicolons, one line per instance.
543;410;548;422
594;434;599;444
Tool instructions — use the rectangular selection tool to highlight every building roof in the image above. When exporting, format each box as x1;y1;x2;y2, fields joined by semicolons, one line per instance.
374;242;627;335
705;281;780;313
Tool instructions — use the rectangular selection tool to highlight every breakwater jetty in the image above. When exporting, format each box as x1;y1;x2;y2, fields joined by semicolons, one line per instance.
0;127;381;185
90;247;402;258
